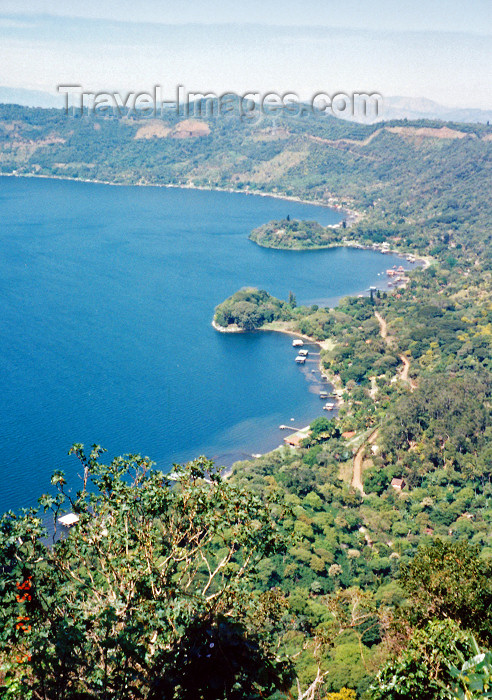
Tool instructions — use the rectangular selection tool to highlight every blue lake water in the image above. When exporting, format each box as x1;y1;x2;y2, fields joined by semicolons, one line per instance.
0;176;412;513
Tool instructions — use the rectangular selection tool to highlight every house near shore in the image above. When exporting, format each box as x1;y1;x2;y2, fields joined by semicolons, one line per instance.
284;427;311;447
391;477;406;491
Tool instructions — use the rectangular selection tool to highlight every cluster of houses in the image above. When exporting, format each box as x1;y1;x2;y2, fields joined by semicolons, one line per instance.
386;265;406;277
386;265;409;288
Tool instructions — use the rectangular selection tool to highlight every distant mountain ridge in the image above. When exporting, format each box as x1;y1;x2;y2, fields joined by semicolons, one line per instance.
376;96;491;124
0;87;490;124
0;87;63;109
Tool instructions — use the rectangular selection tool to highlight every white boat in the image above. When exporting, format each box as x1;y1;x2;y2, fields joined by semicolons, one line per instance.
323;402;335;410
292;339;304;347
298;349;308;357
295;355;306;364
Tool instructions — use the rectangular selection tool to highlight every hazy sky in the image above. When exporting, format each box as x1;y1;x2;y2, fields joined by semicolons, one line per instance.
0;0;490;108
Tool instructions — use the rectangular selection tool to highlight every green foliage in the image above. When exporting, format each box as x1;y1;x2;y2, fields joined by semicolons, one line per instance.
442;635;492;699
309;417;339;444
214;287;336;340
214;287;291;330
363;467;391;495
303;444;323;466
288;290;297;308
370;542;492;699
371;619;477;700
0;446;293;699
381;374;491;480
399;539;492;643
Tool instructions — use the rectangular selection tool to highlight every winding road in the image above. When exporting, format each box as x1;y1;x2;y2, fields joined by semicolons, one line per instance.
374;310;416;389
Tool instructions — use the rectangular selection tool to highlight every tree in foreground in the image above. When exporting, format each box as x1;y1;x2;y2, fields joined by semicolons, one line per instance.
370;540;492;699
0;445;294;699
399;539;492;645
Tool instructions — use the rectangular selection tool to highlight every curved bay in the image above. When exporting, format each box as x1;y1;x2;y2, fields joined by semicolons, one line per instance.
0;177;412;512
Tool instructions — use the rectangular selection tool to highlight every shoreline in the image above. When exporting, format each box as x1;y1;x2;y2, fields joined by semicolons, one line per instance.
5;169;426;466
212;319;343;403
249;234;431;269
210;232;434;452
212;320;341;471
212;318;344;463
0;170;349;215
1;172;430;268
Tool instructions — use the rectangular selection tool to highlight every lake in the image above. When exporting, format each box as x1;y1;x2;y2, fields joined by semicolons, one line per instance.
0;176;412;513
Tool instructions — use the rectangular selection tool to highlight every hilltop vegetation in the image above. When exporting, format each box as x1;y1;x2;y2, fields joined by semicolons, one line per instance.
1;441;491;699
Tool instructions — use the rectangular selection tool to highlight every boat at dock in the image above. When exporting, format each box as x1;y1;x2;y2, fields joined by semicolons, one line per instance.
323;402;336;410
292;339;304;347
295;355;306;364
298;349;308;357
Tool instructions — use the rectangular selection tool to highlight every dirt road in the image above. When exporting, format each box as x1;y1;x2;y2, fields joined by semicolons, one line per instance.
351;429;379;495
374;310;388;342
375;310;416;390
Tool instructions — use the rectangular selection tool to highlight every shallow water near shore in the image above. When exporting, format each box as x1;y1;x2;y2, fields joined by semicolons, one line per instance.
0;176;413;512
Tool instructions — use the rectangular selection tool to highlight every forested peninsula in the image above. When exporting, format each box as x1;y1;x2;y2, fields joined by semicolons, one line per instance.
1;103;491;699
249;218;344;249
